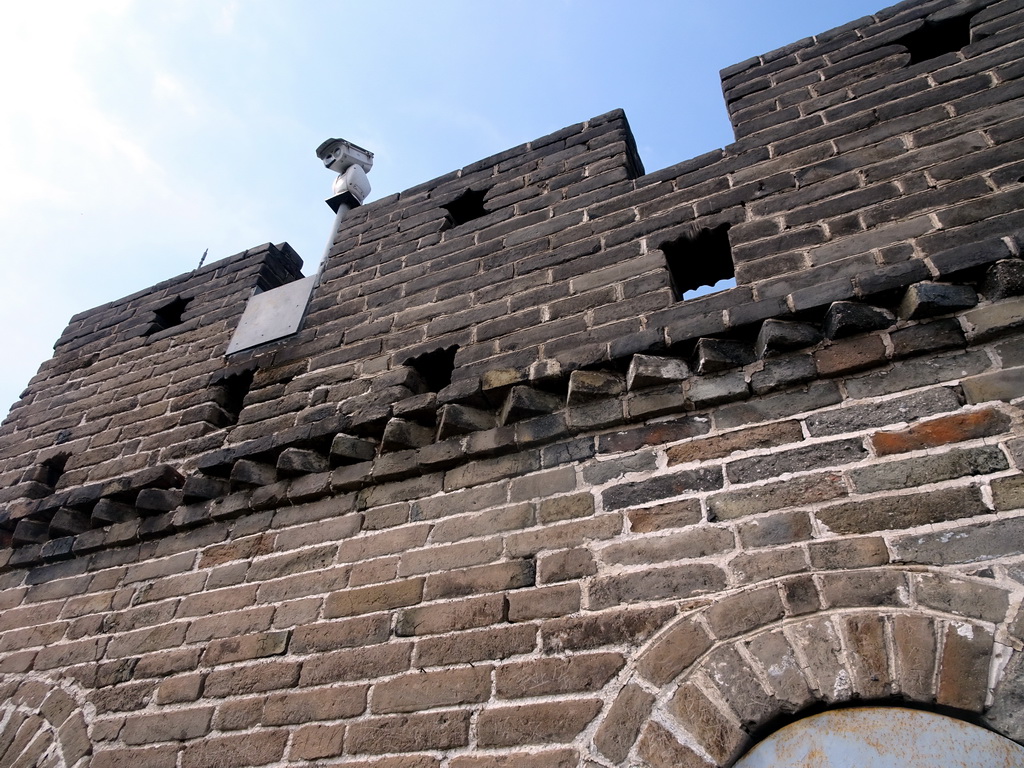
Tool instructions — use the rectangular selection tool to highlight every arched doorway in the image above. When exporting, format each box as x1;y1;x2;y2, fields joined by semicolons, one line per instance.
733;707;1024;767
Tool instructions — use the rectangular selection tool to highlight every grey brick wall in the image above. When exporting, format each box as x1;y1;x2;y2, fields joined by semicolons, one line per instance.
1;0;1023;766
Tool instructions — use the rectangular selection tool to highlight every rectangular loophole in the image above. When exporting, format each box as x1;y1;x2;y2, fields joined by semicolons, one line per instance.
660;223;736;300
149;296;192;335
405;346;458;392
896;13;973;65
442;189;488;228
211;369;254;427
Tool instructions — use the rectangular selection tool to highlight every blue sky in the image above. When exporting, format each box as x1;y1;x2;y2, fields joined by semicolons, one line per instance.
0;0;886;415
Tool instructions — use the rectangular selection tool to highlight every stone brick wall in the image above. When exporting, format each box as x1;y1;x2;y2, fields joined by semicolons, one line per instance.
2;0;1024;765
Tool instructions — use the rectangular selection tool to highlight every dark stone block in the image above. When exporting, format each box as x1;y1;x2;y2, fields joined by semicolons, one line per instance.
13;518;50;546
981;259;1024;301
392;392;438;424
40;536;76;561
135;488;185;514
182;475;230;502
436;404;495;439
750;353;817;395
380;418;435;452
898;282;978;319
48;508;91;537
822;301;895;339
229;459;277;489
567;371;625;404
755;319;822;358
889;319;967;359
90;499;137;526
331;434;378;465
626;355;690;390
277;447;329;476
692;338;754;374
499;387;563;426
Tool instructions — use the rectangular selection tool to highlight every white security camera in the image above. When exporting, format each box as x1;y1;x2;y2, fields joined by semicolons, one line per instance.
332;165;371;205
316;138;374;211
315;138;373;175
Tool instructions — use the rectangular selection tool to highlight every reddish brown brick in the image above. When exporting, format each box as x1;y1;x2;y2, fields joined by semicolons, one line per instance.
349;557;400;587
425;560;535;600
121;707;213;744
814;335;889;376
155;673;204;704
263;684;368;724
449;750;577;768
291;724;346;761
396;595;507;636
202;631;289;665
637;721;714;768
331;759;439;768
414;625;537;667
92;747;179;768
214;699;263;731
204;661;300;697
496;652;623;698
91;682;155;714
300;643;412;686
636;616;714;686
937;620;993;712
667;420;804;465
180;730;288;768
346;711;471;754
325;578;424;618
871;407;1012;455
292;615;390;653
476;700;602;747
594;682;655;763
668;681;746;765
371;667;491;713
627;499;702;532
507;583;581;621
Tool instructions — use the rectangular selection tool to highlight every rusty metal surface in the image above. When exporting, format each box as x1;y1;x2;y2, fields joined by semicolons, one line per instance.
733;707;1024;767
225;275;315;355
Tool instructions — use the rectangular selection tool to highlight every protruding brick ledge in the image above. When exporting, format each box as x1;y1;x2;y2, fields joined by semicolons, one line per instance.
2;266;1021;571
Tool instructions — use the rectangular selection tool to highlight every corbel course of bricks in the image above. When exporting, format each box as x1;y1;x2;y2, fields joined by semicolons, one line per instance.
0;274;1021;567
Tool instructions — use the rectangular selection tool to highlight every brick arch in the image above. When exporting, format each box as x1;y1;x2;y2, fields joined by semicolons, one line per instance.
587;567;1024;767
0;676;92;768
